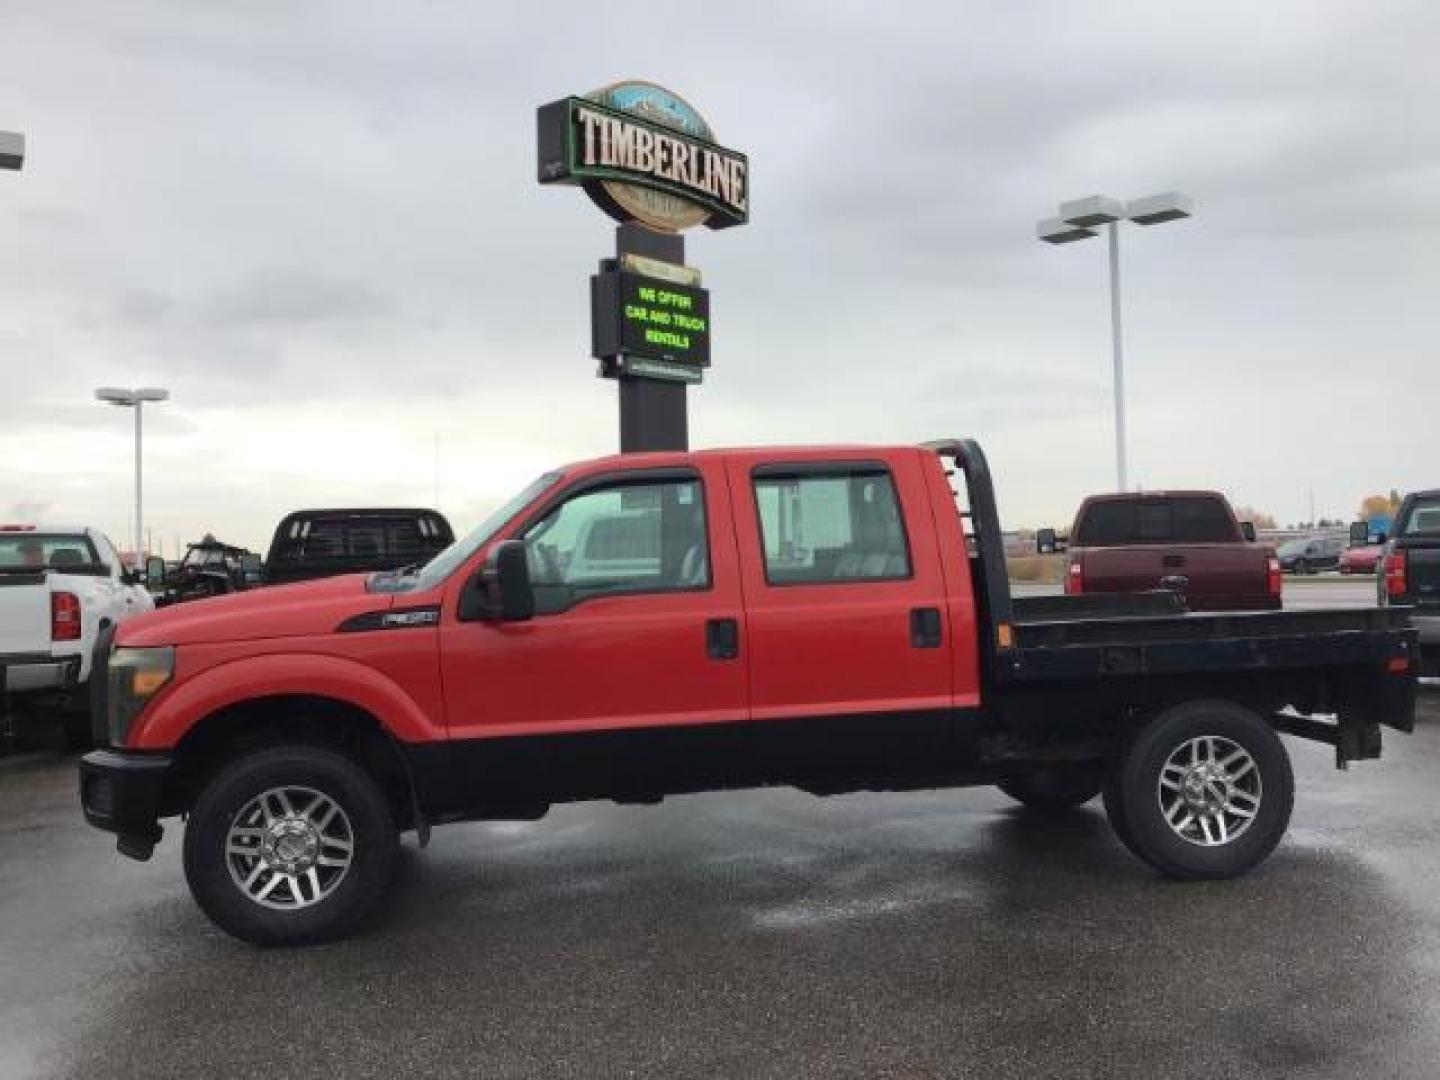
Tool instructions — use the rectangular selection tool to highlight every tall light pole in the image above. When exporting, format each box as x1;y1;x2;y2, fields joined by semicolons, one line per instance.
95;387;170;563
1037;192;1194;493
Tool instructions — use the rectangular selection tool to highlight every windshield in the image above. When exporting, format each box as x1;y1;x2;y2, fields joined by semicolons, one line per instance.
394;471;563;592
1277;539;1308;556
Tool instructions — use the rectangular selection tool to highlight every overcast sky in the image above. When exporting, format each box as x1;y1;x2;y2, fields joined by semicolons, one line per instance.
2;0;1437;553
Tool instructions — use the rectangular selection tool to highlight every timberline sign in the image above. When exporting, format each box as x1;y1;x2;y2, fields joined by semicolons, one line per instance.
537;81;748;232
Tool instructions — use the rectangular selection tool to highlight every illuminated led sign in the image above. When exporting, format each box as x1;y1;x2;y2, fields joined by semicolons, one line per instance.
593;269;710;381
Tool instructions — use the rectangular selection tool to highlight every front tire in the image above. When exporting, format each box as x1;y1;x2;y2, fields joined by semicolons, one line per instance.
997;762;1104;811
183;744;398;946
1104;700;1293;880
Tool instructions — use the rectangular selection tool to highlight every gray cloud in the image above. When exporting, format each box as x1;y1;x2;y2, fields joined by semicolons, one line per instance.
1;0;1438;541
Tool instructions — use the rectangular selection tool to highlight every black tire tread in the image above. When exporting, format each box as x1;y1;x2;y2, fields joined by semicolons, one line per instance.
182;743;398;946
1110;699;1294;881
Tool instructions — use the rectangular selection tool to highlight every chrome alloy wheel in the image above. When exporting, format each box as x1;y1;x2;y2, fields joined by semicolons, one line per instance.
1157;736;1263;847
225;786;355;910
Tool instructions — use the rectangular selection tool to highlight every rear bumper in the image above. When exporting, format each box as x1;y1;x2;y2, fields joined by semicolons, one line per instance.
1188;595;1283;613
0;651;82;695
78;749;171;860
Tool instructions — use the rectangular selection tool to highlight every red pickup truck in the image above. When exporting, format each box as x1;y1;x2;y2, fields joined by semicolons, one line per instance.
1064;491;1281;611
80;440;1418;944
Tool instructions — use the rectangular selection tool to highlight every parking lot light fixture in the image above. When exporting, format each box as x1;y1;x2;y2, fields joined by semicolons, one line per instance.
1059;195;1126;228
1126;192;1195;226
1036;191;1195;493
0;130;22;171
1037;217;1099;245
94;386;171;563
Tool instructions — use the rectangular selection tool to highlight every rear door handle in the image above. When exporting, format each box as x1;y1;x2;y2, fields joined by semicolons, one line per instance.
1162;554;1186;568
910;607;943;649
706;617;739;661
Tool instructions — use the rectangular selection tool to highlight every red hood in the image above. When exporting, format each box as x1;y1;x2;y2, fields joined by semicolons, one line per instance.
117;574;391;647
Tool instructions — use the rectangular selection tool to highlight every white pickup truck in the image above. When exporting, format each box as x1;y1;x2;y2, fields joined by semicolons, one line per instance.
0;524;154;744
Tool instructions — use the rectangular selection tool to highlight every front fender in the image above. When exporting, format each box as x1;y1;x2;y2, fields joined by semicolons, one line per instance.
127;650;442;749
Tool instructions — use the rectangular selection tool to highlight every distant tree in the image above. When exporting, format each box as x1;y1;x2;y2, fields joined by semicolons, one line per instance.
1359;493;1402;520
1233;506;1277;530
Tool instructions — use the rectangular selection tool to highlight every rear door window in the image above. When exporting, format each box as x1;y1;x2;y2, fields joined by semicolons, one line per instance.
752;469;911;584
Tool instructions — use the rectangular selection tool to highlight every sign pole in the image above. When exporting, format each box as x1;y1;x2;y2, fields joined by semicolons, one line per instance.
538;81;747;456
615;224;687;452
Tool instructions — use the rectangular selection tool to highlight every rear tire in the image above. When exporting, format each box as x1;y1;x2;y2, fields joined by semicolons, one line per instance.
183;744;398;946
997;762;1104;811
1105;699;1293;880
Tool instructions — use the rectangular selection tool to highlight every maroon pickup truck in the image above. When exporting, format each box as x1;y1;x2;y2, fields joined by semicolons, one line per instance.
1064;491;1281;612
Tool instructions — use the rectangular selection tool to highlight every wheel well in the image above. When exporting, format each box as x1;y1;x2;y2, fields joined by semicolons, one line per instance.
164;695;416;829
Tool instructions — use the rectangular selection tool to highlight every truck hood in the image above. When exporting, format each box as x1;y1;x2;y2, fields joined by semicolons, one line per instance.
116;574;390;647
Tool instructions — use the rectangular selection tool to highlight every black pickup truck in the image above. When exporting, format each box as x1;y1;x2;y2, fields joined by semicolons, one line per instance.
262;508;454;586
1380;489;1440;675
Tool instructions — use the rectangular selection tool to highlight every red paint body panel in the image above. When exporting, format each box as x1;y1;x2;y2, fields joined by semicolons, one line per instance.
117;574;377;648
722;448;955;720
1340;545;1384;574
438;457;748;739
127;633;447;748
114;444;987;752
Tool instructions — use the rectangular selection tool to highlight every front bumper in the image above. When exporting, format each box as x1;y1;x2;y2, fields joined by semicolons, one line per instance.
79;750;172;860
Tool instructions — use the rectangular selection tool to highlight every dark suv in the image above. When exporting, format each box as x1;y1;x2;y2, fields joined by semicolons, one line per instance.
263;508;455;586
1276;534;1345;574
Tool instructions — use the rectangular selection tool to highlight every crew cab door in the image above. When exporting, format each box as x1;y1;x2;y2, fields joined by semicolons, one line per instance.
724;450;953;722
440;462;748;739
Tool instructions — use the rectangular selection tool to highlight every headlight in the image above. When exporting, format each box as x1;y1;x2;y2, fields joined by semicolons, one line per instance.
107;646;175;746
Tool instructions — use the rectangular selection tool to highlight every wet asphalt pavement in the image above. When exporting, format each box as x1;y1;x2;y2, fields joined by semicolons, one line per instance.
1;687;1438;1079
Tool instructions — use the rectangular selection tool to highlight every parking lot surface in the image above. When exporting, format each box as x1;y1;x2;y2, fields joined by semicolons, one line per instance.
0;687;1436;1079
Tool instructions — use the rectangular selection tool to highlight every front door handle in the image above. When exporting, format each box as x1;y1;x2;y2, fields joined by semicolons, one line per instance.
910;607;943;649
706;617;739;661
1162;554;1186;568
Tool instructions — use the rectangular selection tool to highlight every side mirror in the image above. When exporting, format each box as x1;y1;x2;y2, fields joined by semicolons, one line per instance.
1240;522;1257;542
1036;528;1056;555
239;553;264;583
458;540;534;622
145;556;167;588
